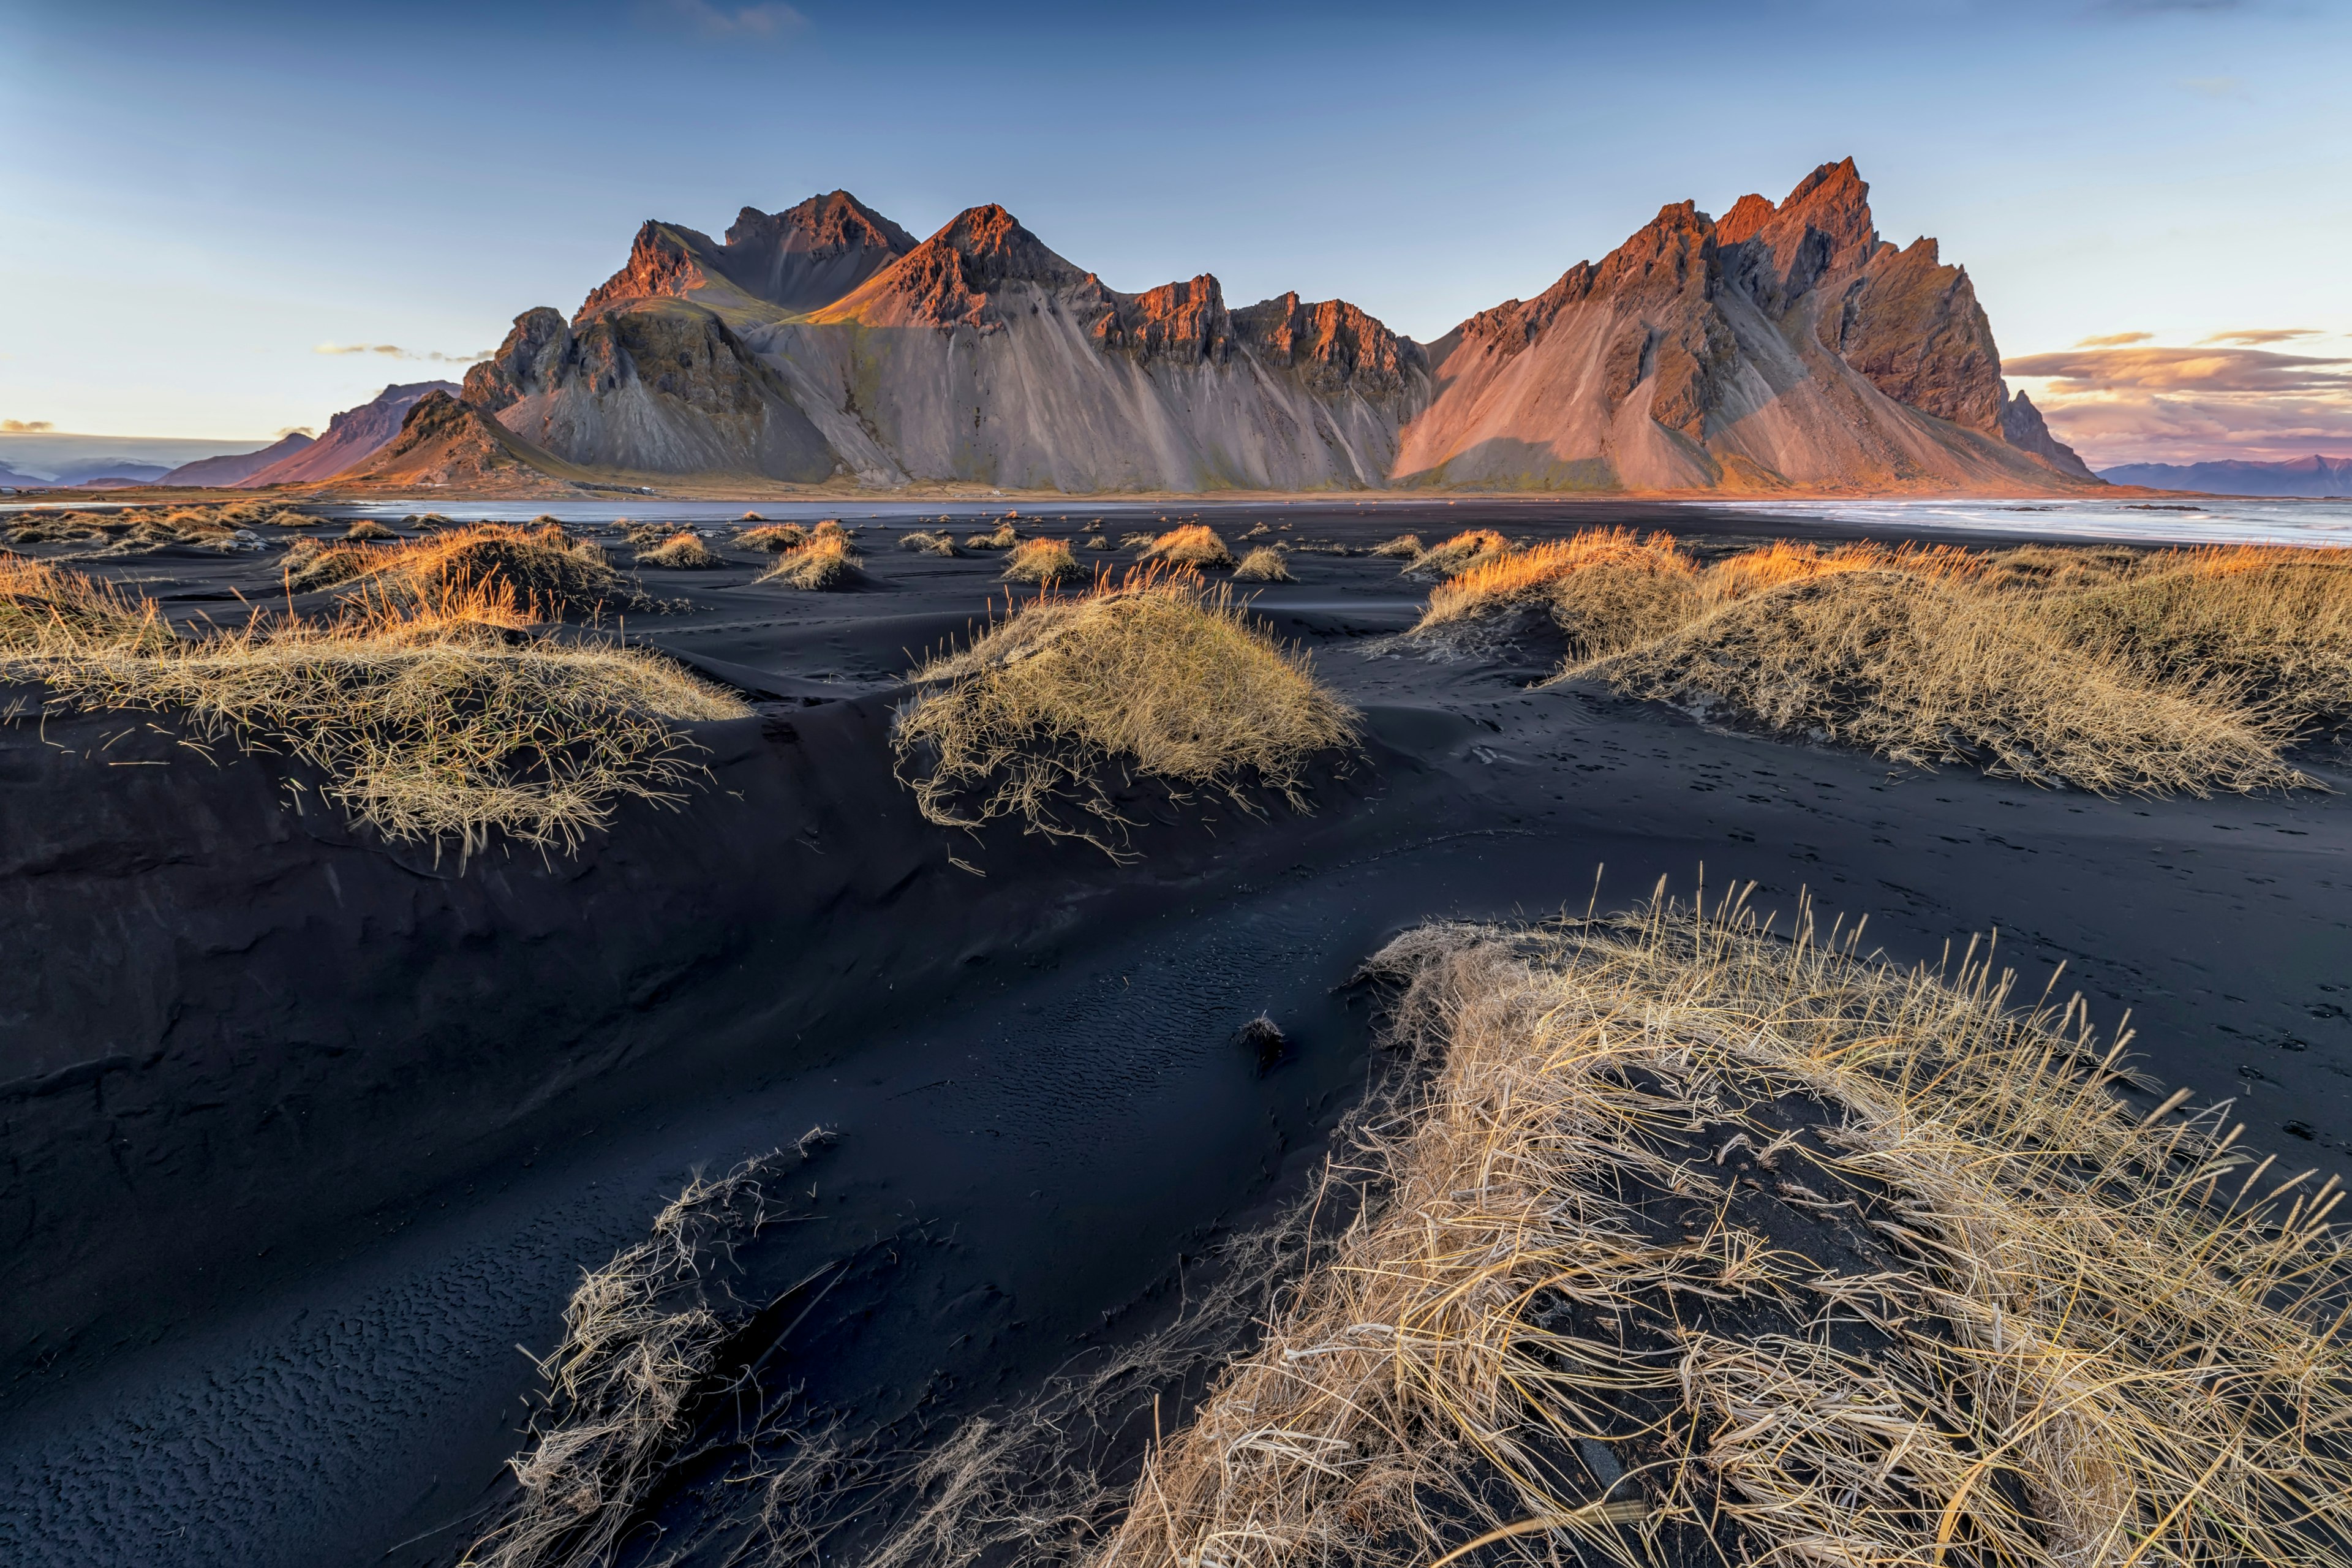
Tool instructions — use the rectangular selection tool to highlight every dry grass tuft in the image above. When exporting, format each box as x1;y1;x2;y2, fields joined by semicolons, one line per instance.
1421;527;1697;655
1232;546;1294;582
900;529;957;556
1412;534;2343;796
1406;528;1511;578
966;523;1020;551
5;559;745;854
344;523;630;620
1002;538;1086;585
281;537;378;594
462;1143;829;1568
1370;533;1425;559
2040;545;2352;729
1081;533;1115;552
759;533;861;591
741;524;808;554
0;555;172;654
346;519;398;541
1590;571;2299;796
893;570;1359;856
637;531;723;570
1137;524;1235;571
1107;886;2352;1568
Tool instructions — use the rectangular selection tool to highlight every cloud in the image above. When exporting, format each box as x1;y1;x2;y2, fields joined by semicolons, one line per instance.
314;342;491;363
2073;331;2153;347
2007;342;2352;465
644;0;807;40
2199;327;2323;346
274;426;316;439
2002;345;2351;393
1;419;53;432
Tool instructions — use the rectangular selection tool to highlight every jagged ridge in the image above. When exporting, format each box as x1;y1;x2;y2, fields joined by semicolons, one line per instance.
339;162;2096;496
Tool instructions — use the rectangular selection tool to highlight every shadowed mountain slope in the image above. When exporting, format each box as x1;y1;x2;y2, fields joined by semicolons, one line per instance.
399;165;2095;496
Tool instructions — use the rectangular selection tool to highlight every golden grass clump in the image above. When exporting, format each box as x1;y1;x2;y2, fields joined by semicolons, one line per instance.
281;537;379;594
1420;527;1697;656
0;555;172;654
1001;537;1085;585
966;522;1020;550
1232;546;1294;582
2040;545;2352;729
1137;524;1235;570
4;560;745;854
345;519;398;541
739;523;807;553
636;530;722;569
1405;527;1510;578
1369;532;1425;558
1081;532;1114;551
1411;533;2344;796
759;532;861;590
1107;885;2352;1568
894;570;1359;855
1589;570;2299;796
900;529;957;555
375;523;626;620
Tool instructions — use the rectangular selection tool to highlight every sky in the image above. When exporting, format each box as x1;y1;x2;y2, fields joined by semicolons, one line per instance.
2;0;2348;468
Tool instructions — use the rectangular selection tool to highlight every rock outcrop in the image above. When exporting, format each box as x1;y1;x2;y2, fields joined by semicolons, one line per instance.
242;382;459;486
302;165;2094;495
2000;390;2097;481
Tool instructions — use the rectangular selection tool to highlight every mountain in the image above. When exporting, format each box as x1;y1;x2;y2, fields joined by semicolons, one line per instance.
49;458;175;486
242;382;459;486
1394;160;2088;491
324;162;2094;496
327;390;597;497
156;431;315;487
2097;454;2352;497
462;197;1428;491
0;462;47;487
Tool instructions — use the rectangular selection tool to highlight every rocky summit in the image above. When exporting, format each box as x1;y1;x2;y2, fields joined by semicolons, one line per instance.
371;161;2092;495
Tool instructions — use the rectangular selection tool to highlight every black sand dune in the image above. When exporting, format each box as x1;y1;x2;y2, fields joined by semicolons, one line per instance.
2;500;2347;1567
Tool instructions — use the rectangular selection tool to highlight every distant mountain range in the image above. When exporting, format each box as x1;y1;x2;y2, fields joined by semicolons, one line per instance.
156;431;315;487
324;160;2099;496
2096;455;2352;497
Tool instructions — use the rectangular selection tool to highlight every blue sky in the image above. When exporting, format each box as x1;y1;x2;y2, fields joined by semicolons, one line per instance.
2;0;2347;464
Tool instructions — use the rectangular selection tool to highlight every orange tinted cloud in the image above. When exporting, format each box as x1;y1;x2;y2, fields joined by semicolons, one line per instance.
314;342;490;363
2002;345;2350;393
2005;344;2352;466
2199;328;2324;346
2073;331;2153;347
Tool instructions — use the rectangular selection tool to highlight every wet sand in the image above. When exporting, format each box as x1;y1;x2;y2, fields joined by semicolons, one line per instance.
3;500;2347;1566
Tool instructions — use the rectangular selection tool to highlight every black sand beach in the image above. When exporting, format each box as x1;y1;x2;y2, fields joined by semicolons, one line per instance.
4;499;2348;1567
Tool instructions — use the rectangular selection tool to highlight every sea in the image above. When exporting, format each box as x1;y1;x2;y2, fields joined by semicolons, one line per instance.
4;491;2350;549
